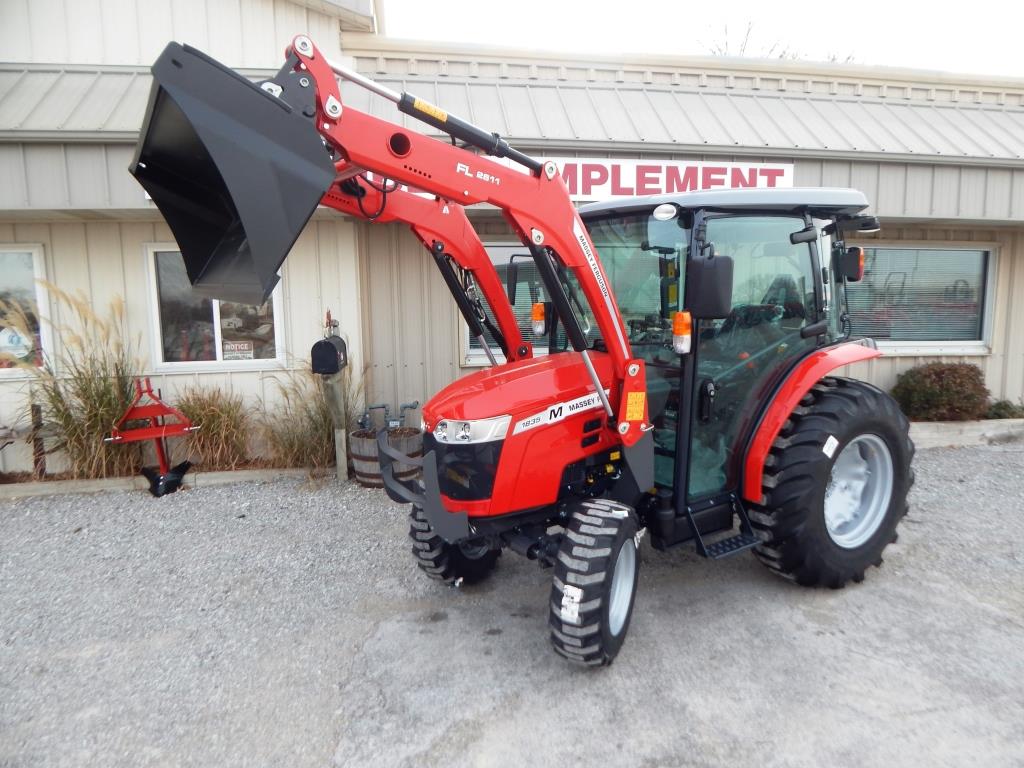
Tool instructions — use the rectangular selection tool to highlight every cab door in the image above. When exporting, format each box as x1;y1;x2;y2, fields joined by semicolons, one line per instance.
686;213;821;501
585;211;690;491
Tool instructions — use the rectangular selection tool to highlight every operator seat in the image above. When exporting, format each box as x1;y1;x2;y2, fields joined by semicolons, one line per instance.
759;243;807;328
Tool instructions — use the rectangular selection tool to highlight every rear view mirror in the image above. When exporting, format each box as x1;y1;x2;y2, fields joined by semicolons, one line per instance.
790;225;818;244
839;246;866;282
686;255;734;319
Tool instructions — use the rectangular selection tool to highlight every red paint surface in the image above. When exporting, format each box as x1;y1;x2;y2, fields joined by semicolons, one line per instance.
741;342;882;503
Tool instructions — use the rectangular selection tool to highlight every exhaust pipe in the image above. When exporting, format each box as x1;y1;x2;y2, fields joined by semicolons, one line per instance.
130;43;335;304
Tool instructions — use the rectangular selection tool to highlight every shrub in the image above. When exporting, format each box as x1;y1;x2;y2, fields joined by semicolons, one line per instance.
175;386;251;470
259;370;342;470
0;287;142;478
986;399;1024;420
892;362;989;422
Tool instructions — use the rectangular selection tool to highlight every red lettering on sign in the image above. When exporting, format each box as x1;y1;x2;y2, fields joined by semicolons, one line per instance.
581;164;609;195
760;168;785;187
666;166;697;192
702;166;727;189
561;163;578;195
635;165;661;196
611;165;634;196
730;168;757;187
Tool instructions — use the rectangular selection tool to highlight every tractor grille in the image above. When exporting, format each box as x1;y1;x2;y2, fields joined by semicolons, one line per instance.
423;433;503;501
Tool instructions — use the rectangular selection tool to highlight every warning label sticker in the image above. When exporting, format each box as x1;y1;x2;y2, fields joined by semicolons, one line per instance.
625;391;646;422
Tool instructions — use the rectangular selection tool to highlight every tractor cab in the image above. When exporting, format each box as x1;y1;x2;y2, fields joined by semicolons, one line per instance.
572;188;876;542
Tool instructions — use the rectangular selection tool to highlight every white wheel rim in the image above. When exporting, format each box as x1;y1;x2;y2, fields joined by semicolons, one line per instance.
607;539;636;636
824;434;894;549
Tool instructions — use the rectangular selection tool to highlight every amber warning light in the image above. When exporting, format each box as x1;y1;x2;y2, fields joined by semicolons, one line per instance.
672;311;692;354
532;302;546;336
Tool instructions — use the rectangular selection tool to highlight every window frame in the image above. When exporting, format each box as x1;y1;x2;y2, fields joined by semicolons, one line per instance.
847;239;998;357
0;243;52;379
145;243;287;373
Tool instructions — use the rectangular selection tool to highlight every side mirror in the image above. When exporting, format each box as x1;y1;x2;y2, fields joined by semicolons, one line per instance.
841;215;881;234
838;246;866;282
686;255;734;319
506;260;519;305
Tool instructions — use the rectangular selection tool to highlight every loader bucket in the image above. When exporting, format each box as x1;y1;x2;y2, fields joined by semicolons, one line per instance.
130;43;335;304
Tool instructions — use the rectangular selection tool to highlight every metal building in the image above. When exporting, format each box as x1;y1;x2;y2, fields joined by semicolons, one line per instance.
1;0;1023;472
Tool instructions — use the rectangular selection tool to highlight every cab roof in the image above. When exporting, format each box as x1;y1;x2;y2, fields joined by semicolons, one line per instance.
578;187;870;218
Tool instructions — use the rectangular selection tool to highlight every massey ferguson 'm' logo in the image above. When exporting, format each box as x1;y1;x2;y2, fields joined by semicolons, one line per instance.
513;391;608;435
456;162;501;186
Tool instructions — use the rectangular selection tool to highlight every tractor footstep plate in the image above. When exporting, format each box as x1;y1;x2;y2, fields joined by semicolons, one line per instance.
704;533;760;559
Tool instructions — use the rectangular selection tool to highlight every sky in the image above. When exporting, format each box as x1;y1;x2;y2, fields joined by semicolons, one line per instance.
381;0;1024;79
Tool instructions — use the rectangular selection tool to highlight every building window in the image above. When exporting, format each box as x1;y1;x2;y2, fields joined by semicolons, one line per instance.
846;247;991;350
0;244;49;373
149;248;284;367
465;244;565;364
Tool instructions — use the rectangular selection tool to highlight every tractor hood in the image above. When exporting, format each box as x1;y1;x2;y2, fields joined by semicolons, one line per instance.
422;352;614;428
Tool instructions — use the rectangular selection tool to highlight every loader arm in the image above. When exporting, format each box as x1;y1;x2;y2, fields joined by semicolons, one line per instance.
289;37;649;445
320;174;530;363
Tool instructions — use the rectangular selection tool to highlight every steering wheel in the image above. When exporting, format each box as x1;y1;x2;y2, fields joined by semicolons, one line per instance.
711;303;784;356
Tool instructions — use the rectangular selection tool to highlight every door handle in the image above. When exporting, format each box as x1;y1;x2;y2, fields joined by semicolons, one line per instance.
699;378;717;422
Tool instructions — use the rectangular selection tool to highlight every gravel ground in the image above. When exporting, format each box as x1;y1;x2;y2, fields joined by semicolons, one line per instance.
1;445;1023;768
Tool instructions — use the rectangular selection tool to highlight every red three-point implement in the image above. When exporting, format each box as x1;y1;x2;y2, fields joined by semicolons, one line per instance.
108;378;197;496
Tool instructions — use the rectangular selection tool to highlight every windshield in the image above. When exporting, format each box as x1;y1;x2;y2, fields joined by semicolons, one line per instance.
584;210;690;347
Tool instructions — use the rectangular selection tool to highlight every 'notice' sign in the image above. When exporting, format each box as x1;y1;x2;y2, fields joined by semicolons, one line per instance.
549;158;793;201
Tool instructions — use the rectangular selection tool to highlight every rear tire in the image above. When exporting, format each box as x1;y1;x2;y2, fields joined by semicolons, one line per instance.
750;377;915;587
409;505;499;585
549;499;641;666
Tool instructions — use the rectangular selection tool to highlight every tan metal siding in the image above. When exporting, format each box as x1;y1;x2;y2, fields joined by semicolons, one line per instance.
904;165;934;218
0;143;150;214
959;168;987;219
358;223;459;413
985;169;1013;220
0;0;342;67
1012;171;1024;220
0;216;362;472
821;160;852;188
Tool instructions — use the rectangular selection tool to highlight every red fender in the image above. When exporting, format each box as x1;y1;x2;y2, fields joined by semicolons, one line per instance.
741;341;882;504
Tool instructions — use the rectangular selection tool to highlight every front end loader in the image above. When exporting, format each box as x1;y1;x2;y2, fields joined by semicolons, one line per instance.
131;37;914;666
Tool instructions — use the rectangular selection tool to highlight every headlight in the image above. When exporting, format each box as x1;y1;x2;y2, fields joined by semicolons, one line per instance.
431;414;510;444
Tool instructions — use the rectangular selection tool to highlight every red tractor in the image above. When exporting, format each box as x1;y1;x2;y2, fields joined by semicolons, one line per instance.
131;37;914;666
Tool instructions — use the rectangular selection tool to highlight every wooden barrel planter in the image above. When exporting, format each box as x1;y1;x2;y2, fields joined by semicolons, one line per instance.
349;427;423;489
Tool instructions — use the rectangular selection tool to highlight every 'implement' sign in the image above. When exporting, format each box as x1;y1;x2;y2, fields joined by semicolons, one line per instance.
551;158;793;201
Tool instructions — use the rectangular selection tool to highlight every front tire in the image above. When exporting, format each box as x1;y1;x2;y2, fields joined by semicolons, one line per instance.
409;505;499;585
750;377;915;587
549;499;641;666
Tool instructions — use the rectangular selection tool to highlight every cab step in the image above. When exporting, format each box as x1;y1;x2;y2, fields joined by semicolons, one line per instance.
684;498;760;560
702;532;760;559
